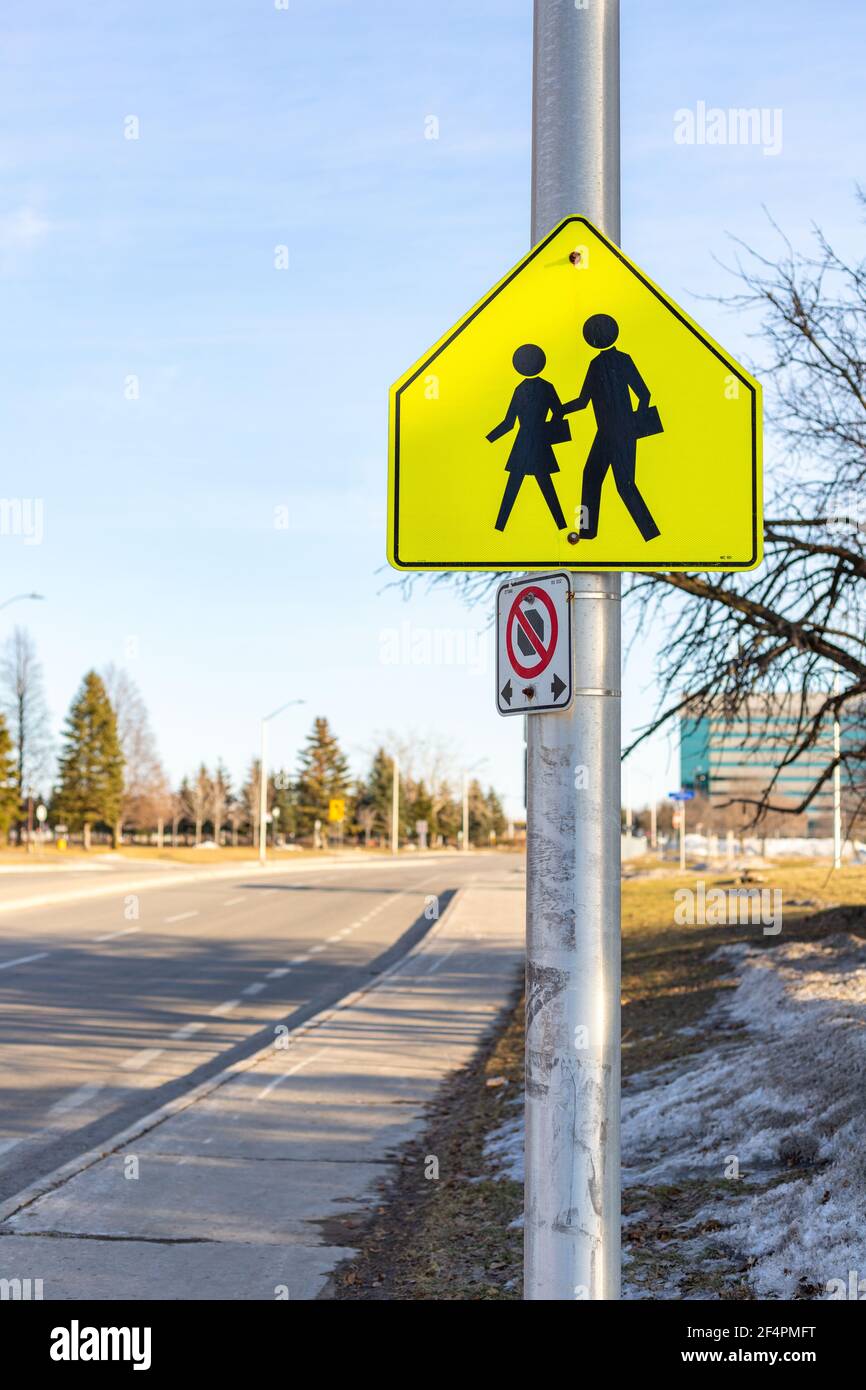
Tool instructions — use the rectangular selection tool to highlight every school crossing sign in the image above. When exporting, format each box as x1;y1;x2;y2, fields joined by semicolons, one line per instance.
387;216;762;572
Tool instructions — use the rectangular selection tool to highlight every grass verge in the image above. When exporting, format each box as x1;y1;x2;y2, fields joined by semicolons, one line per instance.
329;860;866;1300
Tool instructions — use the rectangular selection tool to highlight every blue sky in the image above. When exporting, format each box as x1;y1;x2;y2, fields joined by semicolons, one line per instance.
1;0;864;816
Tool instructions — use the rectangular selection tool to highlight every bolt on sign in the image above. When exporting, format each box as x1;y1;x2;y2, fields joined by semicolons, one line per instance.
387;216;762;572
328;798;346;823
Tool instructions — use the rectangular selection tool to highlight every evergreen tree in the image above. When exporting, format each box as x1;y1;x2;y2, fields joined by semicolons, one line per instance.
436;780;461;846
295;718;351;835
0;714;19;840
350;775;375;846
272;769;299;840
55;672;124;848
407;777;434;842
466;777;490;847
485;785;507;841
360;746;395;842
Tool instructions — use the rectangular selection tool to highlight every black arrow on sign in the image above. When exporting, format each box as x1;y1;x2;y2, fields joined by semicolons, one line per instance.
551;673;566;701
500;680;513;707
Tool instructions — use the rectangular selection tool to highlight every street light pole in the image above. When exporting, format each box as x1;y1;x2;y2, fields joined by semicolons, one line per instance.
0;592;44;613
391;754;399;855
259;699;305;866
524;0;621;1303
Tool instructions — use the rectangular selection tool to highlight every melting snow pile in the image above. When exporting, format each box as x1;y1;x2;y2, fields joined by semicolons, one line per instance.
681;833;866;861
486;933;866;1298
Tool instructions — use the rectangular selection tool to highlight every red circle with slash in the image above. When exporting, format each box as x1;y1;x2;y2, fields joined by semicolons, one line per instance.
505;585;559;680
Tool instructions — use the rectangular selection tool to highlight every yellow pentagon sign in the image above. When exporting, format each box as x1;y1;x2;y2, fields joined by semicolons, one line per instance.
328;797;345;824
388;216;762;571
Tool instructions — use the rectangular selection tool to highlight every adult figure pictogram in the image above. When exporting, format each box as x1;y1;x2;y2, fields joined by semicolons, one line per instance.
487;344;569;533
564;314;662;543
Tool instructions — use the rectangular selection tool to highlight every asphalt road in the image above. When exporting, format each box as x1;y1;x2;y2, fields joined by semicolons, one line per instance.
0;854;502;1205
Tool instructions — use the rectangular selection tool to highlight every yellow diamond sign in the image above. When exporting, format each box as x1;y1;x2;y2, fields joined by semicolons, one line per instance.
388;217;761;571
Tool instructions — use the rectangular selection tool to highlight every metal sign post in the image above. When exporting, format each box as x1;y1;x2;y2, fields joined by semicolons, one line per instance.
386;0;761;1305
670;790;695;872
523;0;622;1301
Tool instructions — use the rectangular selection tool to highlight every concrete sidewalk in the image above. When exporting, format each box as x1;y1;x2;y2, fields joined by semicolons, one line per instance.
0;871;525;1300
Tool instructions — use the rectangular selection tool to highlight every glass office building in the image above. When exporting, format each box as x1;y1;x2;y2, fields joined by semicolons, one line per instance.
680;694;863;830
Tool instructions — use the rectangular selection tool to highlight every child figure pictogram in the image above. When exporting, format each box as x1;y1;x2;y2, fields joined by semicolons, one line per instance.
487;344;569;533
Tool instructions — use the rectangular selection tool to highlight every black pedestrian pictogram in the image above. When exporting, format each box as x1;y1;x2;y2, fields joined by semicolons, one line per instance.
564;314;662;542
487;344;569;533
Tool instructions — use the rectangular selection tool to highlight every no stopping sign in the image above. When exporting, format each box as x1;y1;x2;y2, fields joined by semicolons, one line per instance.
496;571;573;716
505;584;559;680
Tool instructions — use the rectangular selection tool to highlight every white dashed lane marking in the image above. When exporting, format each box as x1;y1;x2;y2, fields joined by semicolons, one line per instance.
170;1021;207;1041
94;926;140;943
224;897;246;907
242;982;265;996
0;952;49;971
49;1083;103;1115
121;1048;165;1071
209;999;240;1016
164;911;199;924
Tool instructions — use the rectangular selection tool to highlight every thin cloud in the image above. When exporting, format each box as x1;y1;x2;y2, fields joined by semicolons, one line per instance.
0;205;50;251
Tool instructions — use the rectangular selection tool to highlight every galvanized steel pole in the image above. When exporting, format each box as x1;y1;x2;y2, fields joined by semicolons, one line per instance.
524;0;622;1302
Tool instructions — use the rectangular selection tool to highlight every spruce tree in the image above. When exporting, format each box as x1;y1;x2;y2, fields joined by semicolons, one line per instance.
485;786;507;841
295;718;351;835
55;672;124;848
466;777;489;847
436;780;461;846
361;747;396;841
272;770;299;839
0;714;19;840
408;778;434;842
